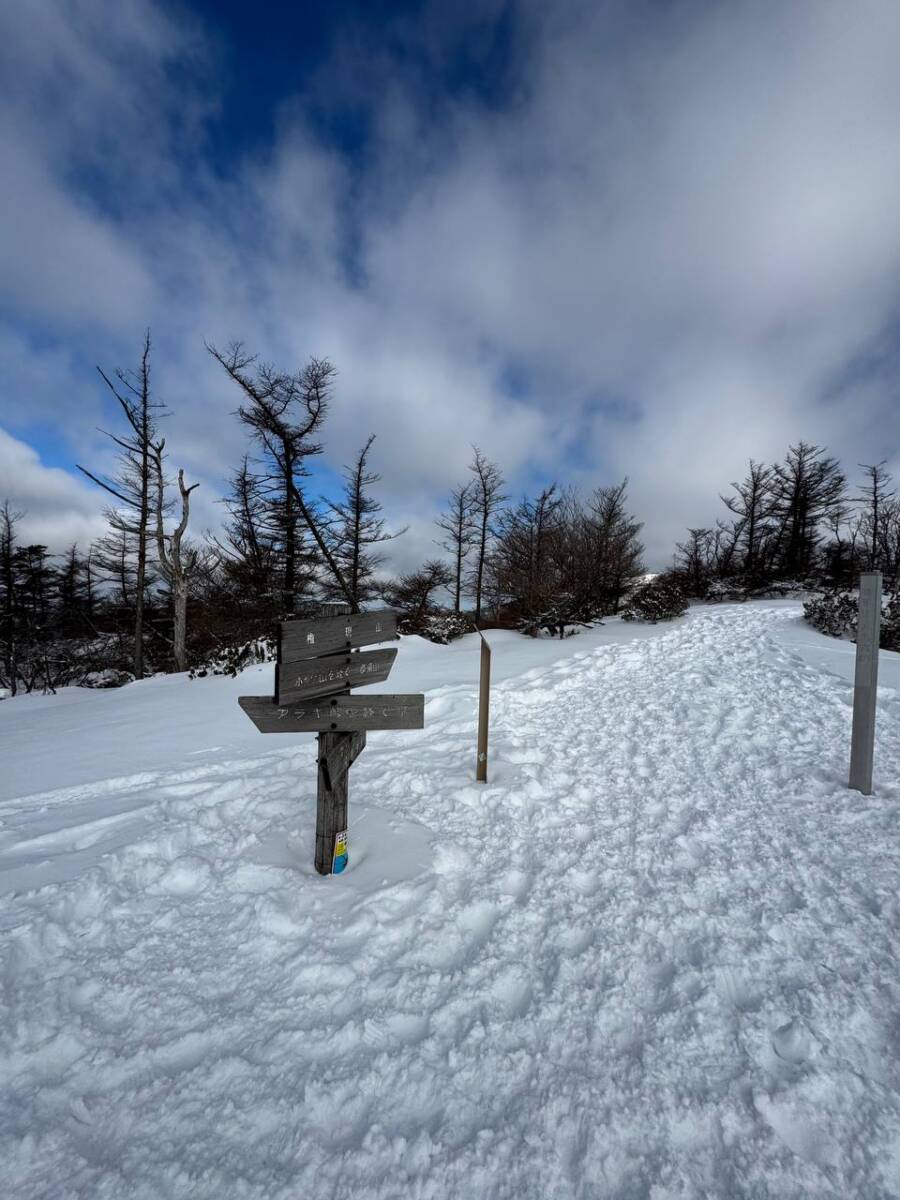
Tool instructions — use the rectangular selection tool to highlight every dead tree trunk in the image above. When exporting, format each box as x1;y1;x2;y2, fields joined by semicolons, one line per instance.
153;443;199;673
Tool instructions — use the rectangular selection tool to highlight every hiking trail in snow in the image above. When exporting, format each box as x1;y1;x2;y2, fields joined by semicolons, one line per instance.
2;605;900;1199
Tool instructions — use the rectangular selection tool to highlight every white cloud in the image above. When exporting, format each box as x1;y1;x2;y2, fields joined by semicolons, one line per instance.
0;132;154;330
1;0;899;571
0;427;106;550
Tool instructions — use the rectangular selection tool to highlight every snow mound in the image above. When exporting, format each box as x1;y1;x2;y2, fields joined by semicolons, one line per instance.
2;604;900;1199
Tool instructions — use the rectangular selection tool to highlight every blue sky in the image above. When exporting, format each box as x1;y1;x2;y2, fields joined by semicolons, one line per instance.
1;0;899;569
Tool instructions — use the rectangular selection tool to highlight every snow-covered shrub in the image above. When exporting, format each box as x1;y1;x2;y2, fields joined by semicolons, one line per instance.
403;611;475;644
759;578;812;598
621;578;689;623
0;634;139;695
706;576;816;603
518;594;601;638
879;594;900;652
705;578;749;603
189;636;276;679
804;590;900;649
803;592;858;640
81;668;135;689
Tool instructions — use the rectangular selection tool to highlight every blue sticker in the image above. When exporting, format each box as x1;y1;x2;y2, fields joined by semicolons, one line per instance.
332;830;348;874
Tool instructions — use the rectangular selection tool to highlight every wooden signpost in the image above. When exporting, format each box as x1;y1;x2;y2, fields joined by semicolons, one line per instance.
239;604;424;875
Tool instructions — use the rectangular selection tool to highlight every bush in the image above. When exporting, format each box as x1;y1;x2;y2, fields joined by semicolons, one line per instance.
188;636;276;679
705;575;815;603
518;595;601;639
401;610;475;645
883;595;900;652
803;590;900;650
81;667;135;689
621;578;689;623
705;578;749;603
803;592;858;640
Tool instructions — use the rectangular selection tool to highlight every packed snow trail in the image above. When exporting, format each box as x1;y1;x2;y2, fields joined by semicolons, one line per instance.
2;605;900;1199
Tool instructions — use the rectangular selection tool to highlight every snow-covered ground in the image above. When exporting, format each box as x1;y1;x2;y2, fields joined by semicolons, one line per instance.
2;603;900;1199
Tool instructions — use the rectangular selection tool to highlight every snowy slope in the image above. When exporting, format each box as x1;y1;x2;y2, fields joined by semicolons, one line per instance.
0;618;672;805
2;604;900;1199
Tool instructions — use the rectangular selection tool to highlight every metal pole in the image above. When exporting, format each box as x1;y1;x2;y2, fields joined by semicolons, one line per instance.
849;571;882;795
476;632;491;782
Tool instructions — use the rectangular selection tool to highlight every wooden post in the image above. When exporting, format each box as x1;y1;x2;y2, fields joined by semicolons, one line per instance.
849;571;881;796
241;603;416;879
476;632;491;782
316;602;352;874
316;731;350;874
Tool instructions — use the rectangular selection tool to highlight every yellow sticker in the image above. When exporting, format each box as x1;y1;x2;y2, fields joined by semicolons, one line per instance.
333;830;348;874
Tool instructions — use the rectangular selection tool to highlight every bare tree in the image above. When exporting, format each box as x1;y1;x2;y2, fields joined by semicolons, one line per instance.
489;486;561;623
586;480;645;611
485;480;643;632
675;527;717;596
855;462;895;571
384;559;453;628
877;498;900;592
92;529;138;610
0;501;22;695
467;447;506;626
436;482;475;613
323;435;403;612
769;442;846;578
209;342;352;609
77;331;163;678
57;544;97;638
215;456;278;601
721;460;774;578
152;440;199;672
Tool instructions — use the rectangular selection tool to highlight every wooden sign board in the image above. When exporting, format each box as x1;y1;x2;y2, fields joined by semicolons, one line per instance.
276;647;397;704
279;609;398;665
239;693;425;733
238;604;421;878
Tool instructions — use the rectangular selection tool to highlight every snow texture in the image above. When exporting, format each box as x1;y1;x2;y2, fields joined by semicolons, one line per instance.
2;604;900;1199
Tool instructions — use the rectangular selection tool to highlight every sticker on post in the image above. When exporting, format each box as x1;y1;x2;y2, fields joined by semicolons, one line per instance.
332;829;348;874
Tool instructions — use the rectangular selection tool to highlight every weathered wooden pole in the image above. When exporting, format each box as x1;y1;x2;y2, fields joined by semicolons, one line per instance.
316;731;348;873
849;571;882;796
241;603;419;877
476;632;491;782
316;602;352;874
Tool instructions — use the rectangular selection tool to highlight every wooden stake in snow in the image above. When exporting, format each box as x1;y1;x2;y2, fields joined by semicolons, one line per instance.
476;632;491;783
849;571;881;796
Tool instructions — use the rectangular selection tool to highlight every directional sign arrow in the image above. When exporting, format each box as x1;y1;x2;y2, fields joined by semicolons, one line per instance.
279;609;398;665
239;692;425;733
276;647;397;705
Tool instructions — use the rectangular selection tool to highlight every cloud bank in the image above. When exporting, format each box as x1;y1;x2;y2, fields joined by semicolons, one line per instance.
1;0;899;567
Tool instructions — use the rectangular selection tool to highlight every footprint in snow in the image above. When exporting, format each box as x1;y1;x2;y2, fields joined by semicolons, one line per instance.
754;1093;837;1168
496;869;531;901
554;925;594;956
489;967;532;1018
771;1017;812;1065
151;856;213;897
715;966;761;1012
425;901;501;970
567;868;600;896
